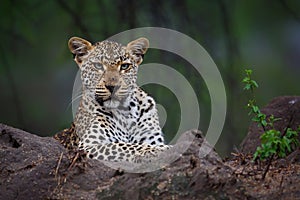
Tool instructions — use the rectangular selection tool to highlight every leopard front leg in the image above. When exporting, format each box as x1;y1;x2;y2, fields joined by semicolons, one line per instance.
80;142;170;163
133;144;171;163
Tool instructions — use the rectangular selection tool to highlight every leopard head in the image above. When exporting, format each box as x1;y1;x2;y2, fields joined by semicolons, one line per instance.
68;37;149;109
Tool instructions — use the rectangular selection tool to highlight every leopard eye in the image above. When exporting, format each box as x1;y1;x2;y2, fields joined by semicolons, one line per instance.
120;63;131;71
93;62;103;70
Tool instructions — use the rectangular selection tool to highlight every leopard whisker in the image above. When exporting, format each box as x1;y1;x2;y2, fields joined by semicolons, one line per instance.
66;93;83;110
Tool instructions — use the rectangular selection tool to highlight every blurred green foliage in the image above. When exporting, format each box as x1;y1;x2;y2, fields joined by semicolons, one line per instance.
1;0;300;156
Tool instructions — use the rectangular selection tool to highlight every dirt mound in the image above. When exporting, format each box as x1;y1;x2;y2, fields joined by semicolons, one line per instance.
0;124;240;199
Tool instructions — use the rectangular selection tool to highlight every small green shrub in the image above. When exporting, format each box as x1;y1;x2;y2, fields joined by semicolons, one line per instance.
242;69;300;161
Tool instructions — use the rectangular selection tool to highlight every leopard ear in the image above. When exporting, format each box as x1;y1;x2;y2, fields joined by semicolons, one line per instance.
68;37;93;63
126;37;149;65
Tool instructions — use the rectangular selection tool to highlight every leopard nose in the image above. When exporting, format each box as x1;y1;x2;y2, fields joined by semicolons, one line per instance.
106;85;115;93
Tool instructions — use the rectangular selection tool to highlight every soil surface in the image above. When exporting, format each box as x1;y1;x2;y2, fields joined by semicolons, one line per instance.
0;96;300;200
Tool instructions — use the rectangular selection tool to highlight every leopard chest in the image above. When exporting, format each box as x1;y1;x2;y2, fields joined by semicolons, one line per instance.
85;104;139;143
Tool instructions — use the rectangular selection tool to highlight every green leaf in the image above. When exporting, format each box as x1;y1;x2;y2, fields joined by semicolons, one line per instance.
243;84;251;90
261;120;267;127
282;137;291;152
253;150;259;160
251;80;259;88
245;69;252;76
242;77;250;83
252;106;259;113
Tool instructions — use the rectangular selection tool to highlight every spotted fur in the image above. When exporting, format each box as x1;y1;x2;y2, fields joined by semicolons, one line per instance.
68;37;169;163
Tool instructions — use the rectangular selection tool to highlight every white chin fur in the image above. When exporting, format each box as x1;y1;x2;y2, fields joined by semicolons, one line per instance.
103;100;120;109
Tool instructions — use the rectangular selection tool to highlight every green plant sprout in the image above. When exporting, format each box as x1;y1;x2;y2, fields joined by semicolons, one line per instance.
242;69;300;162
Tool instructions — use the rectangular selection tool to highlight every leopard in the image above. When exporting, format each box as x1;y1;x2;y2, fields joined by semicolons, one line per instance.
67;36;170;163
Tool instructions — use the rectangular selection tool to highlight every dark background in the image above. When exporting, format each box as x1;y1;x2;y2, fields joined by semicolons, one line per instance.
1;0;300;156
